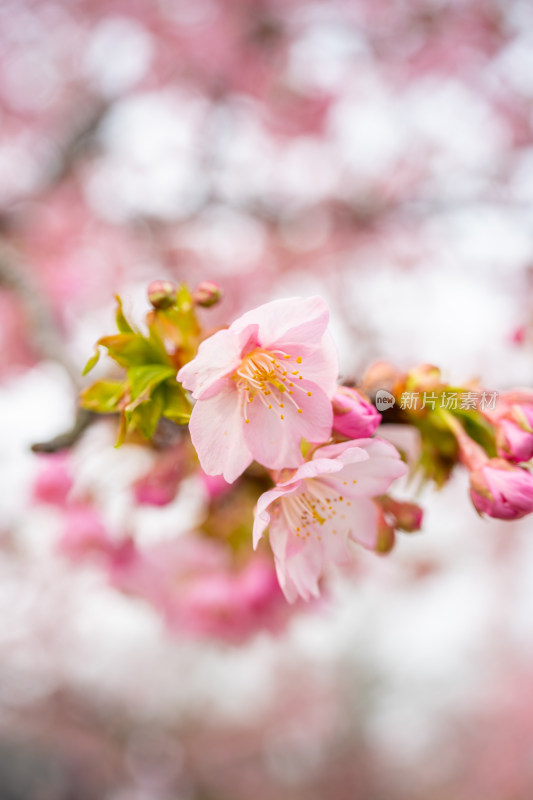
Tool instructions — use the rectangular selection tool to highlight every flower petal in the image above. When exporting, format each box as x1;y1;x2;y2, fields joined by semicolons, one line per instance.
273;533;323;603
231;296;330;350
317;438;407;497
178;323;258;400
253;485;293;548
346;498;380;550
244;381;332;470
188;385;253;482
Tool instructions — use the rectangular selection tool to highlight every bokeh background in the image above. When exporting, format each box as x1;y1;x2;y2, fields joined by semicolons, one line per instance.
2;0;533;797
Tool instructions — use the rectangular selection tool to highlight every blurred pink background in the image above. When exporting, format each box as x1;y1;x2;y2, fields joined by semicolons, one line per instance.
2;1;533;797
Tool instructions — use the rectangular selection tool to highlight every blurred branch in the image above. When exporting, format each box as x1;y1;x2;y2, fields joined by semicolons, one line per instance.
0;240;79;387
31;408;96;453
38;97;109;191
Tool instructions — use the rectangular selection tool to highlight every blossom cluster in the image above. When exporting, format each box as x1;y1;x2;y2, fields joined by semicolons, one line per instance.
34;282;533;641
177;295;408;601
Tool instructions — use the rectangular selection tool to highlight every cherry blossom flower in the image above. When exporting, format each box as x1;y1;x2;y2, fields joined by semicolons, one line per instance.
178;296;338;482
253;438;407;602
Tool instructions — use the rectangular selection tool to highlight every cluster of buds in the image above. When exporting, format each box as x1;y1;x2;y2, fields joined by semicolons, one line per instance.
365;362;533;521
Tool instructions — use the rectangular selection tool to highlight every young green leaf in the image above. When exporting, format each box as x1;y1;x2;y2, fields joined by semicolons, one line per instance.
128;364;177;403
162;382;192;424
127;384;166;439
97;333;164;368
114;295;135;334
82;348;101;376
80;381;125;413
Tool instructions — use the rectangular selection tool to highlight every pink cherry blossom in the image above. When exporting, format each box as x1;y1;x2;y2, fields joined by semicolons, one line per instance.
178;296;338;482
332;385;381;439
253;438;407;602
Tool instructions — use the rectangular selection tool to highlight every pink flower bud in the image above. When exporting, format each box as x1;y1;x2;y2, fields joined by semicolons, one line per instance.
495;405;533;463
147;280;177;309
360;361;403;395
192;281;223;308
378;496;423;532
332;386;381;439
469;458;533;520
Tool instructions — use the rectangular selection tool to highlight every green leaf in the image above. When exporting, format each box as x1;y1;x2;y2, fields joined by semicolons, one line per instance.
128;384;165;439
128;364;177;403
115;410;128;448
97;333;163;368
162;382;192;424
82;348;101;376
115;295;135;334
80;381;125;413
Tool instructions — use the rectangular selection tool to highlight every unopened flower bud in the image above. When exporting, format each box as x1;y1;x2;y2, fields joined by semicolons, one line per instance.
486;398;533;463
379;496;423;532
147;280;177;310
332;386;381;439
405;363;442;393
192;281;223;308
360;361;404;396
469;458;533;520
496;415;533;463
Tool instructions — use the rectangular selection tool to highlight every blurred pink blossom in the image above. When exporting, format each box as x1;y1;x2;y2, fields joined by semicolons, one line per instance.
58;506;113;560
133;445;187;506
32;453;73;507
109;536;294;643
